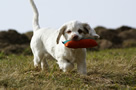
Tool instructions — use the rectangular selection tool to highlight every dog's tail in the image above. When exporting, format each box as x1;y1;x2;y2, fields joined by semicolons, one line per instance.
30;0;40;31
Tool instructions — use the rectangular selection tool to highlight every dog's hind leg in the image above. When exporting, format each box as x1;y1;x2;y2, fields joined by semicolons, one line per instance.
32;50;48;71
33;54;41;68
33;51;43;69
31;47;48;70
41;57;49;71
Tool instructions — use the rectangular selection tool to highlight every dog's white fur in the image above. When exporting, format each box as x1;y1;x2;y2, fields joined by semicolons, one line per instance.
30;0;99;74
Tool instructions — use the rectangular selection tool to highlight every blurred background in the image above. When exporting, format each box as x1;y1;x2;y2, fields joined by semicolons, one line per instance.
0;0;136;54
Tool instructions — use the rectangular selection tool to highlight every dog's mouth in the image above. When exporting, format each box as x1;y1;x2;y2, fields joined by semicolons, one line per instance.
71;38;80;41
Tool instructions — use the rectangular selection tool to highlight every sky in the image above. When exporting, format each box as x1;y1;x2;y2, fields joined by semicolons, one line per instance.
0;0;136;33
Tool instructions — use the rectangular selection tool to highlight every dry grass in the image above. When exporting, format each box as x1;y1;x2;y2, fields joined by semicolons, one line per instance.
0;48;136;89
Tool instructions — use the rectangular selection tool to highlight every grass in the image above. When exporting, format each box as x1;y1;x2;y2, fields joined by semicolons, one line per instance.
0;48;136;89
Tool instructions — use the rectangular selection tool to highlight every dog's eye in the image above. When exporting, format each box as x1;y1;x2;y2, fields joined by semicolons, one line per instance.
78;29;83;34
67;30;72;34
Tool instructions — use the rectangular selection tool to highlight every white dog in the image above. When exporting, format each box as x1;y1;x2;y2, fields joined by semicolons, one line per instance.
30;0;99;75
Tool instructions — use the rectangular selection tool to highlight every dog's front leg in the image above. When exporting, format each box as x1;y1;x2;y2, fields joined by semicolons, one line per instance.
77;59;87;75
57;59;74;72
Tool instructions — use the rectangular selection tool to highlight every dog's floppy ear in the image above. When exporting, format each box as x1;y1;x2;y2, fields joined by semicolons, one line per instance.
83;23;91;34
83;23;100;38
56;25;67;44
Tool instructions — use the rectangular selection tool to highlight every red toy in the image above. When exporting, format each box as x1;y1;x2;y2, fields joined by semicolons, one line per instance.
62;39;98;49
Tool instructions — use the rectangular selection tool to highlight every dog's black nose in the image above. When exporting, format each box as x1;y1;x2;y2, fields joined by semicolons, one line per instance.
72;35;79;40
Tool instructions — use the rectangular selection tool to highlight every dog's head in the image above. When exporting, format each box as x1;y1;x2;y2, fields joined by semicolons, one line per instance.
56;20;99;44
